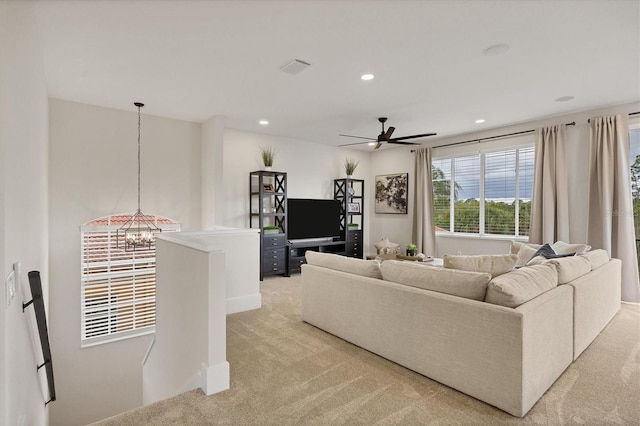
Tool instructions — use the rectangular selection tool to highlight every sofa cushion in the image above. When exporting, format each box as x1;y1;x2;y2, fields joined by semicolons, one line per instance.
528;255;592;284
485;263;558;308
305;251;382;279
380;260;491;301
443;254;518;278
580;249;610;270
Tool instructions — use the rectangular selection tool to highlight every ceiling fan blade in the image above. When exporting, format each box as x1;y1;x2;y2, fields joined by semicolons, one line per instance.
374;142;383;150
383;126;395;140
338;140;376;147
339;134;377;141
387;140;420;145
391;132;437;141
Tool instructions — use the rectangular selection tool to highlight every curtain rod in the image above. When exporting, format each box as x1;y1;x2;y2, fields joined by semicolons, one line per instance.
411;121;576;152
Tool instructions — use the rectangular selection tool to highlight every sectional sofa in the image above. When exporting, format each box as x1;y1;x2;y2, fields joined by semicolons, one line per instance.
300;249;621;417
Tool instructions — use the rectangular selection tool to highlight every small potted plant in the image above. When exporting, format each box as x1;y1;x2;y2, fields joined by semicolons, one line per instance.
263;225;280;235
344;158;359;178
260;146;275;171
406;243;417;256
347;222;359;230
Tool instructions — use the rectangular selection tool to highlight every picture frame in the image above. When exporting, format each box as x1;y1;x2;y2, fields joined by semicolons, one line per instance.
347;202;360;213
263;183;274;192
375;173;409;214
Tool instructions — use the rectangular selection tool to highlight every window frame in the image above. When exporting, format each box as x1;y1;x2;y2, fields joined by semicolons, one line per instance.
80;214;180;348
432;143;535;239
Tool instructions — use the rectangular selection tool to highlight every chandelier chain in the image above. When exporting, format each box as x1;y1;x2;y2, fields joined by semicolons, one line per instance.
137;103;141;212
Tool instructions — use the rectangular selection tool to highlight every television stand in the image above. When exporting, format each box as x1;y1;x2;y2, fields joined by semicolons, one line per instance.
288;239;346;275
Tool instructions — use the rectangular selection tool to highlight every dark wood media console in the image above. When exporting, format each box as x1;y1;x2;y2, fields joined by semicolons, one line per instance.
287;230;363;275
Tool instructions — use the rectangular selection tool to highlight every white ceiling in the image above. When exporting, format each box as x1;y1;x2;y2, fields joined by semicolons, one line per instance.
35;0;640;149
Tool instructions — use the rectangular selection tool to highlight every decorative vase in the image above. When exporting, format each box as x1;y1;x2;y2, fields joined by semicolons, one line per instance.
264;166;272;171
346;174;352;179
406;249;416;256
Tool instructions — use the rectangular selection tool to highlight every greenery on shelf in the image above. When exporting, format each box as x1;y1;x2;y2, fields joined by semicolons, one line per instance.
344;158;359;176
263;226;280;230
347;223;359;228
259;146;276;167
406;243;417;251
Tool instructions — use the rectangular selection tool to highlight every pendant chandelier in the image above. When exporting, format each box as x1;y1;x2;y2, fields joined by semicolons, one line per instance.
117;102;161;251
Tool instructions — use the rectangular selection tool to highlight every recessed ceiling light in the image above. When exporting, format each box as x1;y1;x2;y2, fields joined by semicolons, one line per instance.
259;120;269;125
482;44;510;56
475;119;485;124
368;142;376;146
361;74;375;81
555;96;575;102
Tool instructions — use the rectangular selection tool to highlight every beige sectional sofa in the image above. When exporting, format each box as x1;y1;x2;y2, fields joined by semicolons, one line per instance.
300;250;621;417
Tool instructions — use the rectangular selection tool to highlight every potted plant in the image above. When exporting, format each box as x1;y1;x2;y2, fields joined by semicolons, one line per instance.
263;225;280;235
347;222;359;230
406;243;417;256
260;146;275;171
344;158;359;178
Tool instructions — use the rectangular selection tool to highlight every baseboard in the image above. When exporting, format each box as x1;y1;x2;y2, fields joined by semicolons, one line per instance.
180;361;230;396
227;293;261;314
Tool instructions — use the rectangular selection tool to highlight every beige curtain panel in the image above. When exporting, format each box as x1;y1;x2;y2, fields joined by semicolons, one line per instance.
587;115;640;303
529;124;570;244
412;147;436;256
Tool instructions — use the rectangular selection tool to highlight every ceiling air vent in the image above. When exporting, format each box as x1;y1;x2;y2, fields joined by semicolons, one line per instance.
280;59;311;75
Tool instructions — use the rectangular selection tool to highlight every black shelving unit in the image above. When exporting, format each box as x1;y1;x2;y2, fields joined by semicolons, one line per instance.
250;171;287;280
334;178;364;259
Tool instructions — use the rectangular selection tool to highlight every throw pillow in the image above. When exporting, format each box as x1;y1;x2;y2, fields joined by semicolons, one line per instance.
305;251;382;279
551;241;591;255
515;244;538;267
374;238;400;255
484;263;558;308
526;243;575;265
380;260;491;301
443;254;518;278
509;240;541;255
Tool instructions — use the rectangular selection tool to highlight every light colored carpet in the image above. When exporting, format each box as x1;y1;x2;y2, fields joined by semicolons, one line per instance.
92;275;640;425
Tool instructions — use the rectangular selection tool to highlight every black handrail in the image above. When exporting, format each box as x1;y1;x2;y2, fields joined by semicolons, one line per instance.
22;271;56;406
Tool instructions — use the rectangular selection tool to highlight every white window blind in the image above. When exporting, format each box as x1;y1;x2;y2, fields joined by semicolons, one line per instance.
432;145;534;237
80;214;179;347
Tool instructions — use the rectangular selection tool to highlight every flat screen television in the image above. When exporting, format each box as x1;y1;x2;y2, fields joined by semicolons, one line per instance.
287;198;341;240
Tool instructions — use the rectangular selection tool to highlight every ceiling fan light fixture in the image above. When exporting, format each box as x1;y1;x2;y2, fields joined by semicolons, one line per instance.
475;119;485;124
259;119;269;125
360;73;374;81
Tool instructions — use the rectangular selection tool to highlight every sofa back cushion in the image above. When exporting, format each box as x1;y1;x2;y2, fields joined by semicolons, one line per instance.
443;254;518;278
579;249;610;270
380;260;491;301
485;263;558;308
305;251;382;279
528;255;591;284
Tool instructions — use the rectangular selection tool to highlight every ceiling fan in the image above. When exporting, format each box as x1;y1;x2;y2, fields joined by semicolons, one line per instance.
339;117;437;150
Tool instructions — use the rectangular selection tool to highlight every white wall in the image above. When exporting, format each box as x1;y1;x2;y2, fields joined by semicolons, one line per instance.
48;99;201;425
0;1;50;424
221;128;371;249
369;102;640;257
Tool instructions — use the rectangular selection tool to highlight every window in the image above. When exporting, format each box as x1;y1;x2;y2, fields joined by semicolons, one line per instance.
80;214;179;347
432;146;534;237
630;126;640;245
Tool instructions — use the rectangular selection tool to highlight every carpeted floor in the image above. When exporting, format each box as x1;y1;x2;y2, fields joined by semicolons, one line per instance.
93;275;640;425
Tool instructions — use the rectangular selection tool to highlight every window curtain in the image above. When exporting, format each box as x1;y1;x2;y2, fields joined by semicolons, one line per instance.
529;124;570;244
587;115;640;303
412;147;436;256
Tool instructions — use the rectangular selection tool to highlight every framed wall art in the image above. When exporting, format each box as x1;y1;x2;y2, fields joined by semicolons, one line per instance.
375;173;408;214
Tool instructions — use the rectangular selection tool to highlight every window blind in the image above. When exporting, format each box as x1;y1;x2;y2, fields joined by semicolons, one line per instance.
80;214;179;347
